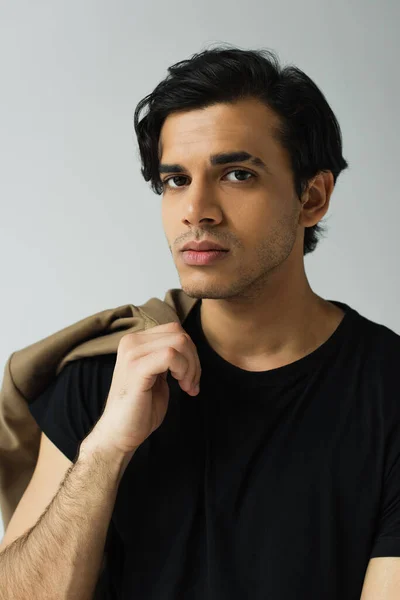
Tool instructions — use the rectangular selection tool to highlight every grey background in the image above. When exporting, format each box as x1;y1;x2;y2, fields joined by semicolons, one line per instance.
0;0;398;541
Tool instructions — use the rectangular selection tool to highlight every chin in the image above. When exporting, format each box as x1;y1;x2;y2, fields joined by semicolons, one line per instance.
178;280;238;300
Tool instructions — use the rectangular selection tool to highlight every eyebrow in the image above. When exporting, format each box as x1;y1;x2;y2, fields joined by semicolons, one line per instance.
158;151;270;174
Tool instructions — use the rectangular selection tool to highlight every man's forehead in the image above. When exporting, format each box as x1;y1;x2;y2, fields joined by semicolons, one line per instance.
160;110;272;141
158;101;279;158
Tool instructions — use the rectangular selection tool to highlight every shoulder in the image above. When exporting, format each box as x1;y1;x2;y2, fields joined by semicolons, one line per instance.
40;353;117;408
60;353;117;392
353;311;400;422
60;353;117;375
349;306;400;361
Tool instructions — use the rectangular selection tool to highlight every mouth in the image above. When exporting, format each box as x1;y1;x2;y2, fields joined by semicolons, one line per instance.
181;249;230;265
180;241;229;252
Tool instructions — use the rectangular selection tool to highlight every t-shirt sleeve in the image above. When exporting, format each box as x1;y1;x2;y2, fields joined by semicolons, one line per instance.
28;355;115;463
369;419;400;558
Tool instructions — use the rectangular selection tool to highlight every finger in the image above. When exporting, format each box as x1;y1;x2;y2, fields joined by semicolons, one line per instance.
137;346;190;393
129;332;198;394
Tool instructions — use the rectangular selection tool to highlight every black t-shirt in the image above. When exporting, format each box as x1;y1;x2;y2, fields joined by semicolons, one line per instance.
28;299;400;599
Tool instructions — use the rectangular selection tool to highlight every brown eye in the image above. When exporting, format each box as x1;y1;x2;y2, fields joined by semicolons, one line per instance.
162;176;188;189
224;169;254;182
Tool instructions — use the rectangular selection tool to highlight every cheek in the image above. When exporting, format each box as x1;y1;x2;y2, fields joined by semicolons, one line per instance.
161;200;172;231
233;199;273;235
161;205;171;240
161;203;181;252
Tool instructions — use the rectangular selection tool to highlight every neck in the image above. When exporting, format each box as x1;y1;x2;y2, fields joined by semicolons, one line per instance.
199;265;345;372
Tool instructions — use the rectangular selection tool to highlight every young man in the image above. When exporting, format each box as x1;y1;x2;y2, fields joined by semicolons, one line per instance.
2;45;399;599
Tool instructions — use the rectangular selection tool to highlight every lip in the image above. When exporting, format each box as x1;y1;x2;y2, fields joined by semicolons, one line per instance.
180;240;228;252
181;249;230;265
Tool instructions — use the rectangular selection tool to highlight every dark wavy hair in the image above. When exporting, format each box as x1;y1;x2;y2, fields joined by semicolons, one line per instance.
133;43;349;256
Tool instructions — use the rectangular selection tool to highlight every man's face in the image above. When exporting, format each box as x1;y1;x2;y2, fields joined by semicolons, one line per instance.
159;97;311;300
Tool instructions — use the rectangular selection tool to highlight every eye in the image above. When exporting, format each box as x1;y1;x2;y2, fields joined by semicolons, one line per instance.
161;169;255;189
162;175;188;189
224;169;254;183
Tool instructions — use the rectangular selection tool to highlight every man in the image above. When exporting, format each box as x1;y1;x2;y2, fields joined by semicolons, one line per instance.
1;45;399;599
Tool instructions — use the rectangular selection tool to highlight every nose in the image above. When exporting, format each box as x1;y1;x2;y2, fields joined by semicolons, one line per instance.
180;178;224;228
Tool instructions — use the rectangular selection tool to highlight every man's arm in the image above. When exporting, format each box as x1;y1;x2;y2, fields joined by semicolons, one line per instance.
360;557;400;599
0;439;134;600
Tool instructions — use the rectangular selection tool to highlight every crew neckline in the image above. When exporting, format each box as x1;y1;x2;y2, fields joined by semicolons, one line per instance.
190;299;361;388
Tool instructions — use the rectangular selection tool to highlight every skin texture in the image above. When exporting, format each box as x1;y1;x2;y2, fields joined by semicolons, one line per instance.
159;96;345;372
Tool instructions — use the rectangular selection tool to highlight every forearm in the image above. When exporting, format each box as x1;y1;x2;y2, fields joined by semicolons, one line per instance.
0;442;132;600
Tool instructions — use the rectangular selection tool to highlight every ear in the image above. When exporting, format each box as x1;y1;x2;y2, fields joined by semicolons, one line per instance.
299;171;334;227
